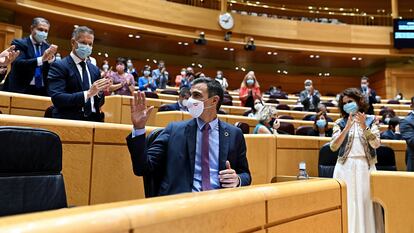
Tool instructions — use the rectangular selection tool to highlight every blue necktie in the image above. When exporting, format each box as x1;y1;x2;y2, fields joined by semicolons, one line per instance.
34;44;42;88
79;61;92;116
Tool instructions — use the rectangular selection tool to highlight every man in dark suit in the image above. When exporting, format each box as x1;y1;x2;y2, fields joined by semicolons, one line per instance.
127;77;251;196
380;117;402;140
400;97;414;171
360;76;378;115
47;26;111;122
299;79;320;112
158;87;190;112
5;17;58;96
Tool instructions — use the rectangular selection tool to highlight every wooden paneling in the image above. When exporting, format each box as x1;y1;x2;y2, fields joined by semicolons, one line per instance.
371;171;414;233
245;135;276;184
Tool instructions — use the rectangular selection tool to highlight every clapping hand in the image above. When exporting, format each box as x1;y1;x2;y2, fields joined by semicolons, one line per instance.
130;92;154;129
87;78;111;98
42;44;58;62
354;112;367;130
219;161;240;188
0;45;20;66
343;114;354;132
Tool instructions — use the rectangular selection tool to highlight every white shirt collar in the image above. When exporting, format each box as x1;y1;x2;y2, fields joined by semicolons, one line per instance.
70;51;84;64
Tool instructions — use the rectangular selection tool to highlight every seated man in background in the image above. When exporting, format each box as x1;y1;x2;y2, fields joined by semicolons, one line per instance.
158;87;190;112
5;17;58;96
400;97;414;171
127;77;251;196
47;26;111;122
299;79;320;112
380;117;402;140
0;45;20;82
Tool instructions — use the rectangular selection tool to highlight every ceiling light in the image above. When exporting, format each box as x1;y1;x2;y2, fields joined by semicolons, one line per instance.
229;48;235;51
315;55;320;58
267;51;272;55
224;47;229;51
191;63;195;66
198;64;203;68
146;58;150;62
340;8;344;11
308;6;313;9
135;35;140;39
358;57;363;61
74;25;79;28
153;59;157;64
104;53;108;58
352;57;357;60
184;42;189;46
324;7;329;10
263;5;268;8
318;73;322;76
324;73;330;76
256;1;260;4
273;52;278;55
241;67;246;72
98;52;102;56
178;42;182;45
283;70;288;74
128;34;133;38
235;67;239;70
277;70;281;73
310;55;314;58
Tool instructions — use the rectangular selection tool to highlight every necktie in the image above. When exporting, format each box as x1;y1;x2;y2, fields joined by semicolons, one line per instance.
34;44;43;88
201;123;211;191
79;61;92;116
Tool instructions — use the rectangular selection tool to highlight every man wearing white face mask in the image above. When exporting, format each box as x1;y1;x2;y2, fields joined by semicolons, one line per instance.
47;26;111;122
158;87;190;112
126;77;251;196
5;17;58;96
299;79;320;112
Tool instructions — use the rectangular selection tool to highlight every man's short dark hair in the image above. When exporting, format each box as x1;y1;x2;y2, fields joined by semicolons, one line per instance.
72;26;94;40
179;87;191;97
32;17;50;27
192;77;224;111
361;76;369;81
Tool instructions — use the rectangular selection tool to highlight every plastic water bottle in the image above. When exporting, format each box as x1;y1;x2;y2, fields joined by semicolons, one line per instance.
297;161;309;180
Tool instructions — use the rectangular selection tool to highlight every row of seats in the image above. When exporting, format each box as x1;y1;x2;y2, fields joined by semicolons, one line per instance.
0;114;406;207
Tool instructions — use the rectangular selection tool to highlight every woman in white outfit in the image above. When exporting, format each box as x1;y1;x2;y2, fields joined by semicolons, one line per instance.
330;88;384;233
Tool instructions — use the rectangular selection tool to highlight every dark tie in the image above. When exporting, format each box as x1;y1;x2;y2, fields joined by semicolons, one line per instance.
201;123;211;191
34;44;42;88
79;61;92;116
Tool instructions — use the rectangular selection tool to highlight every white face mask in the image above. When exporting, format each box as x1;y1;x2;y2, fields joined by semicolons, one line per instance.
186;97;214;118
305;86;311;91
187;97;204;118
254;103;263;111
181;99;188;108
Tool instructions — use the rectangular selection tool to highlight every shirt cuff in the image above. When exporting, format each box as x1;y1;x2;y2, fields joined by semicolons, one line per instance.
48;56;55;64
83;91;88;103
237;175;242;187
131;128;146;138
37;57;43;66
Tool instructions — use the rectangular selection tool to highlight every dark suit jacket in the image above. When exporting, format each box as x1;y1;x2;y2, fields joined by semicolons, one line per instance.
360;87;377;115
47;55;104;120
126;119;251;196
4;37;50;93
400;112;414;171
380;129;402;140
158;102;181;112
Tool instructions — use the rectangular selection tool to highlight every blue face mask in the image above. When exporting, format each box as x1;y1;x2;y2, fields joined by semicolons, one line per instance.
144;70;151;76
343;101;358;115
75;42;92;59
316;119;326;128
33;30;48;43
246;79;254;85
384;118;390;124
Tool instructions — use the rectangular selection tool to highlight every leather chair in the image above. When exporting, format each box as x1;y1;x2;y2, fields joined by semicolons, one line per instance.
292;106;303;111
318;142;338;178
234;122;250;134
160;89;178;95
296;126;314;136
387;100;400;104
278;115;294;120
375;145;397;171
269;93;288;99
277;122;294;135
321;102;335;107
0;126;67;216
276;104;290;110
265;99;279;104
144;92;159;99
222;98;233;106
142;128;165;198
44;106;54;118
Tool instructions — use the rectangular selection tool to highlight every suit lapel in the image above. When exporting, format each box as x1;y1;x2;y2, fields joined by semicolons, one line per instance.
26;37;36;58
86;61;97;83
218;120;230;171
186;119;197;178
67;56;83;89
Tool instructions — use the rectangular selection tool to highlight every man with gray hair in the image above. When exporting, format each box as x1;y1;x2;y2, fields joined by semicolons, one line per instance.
4;17;58;96
47;26;111;122
299;79;321;112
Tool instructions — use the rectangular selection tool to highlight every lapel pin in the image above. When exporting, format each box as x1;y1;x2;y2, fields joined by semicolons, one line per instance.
224;132;229;137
